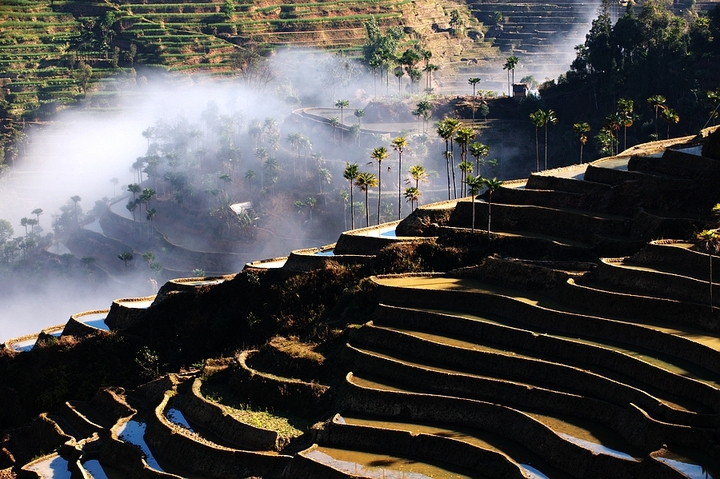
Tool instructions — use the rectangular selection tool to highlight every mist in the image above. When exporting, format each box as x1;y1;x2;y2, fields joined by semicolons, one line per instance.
0;30;594;341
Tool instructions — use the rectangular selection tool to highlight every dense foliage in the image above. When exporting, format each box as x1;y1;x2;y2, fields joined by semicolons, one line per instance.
540;0;720;143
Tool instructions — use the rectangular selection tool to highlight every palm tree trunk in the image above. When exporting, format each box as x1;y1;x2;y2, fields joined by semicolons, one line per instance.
398;153;402;220
349;181;355;230
488;197;492;233
544;125;549;170
365;190;370;227
377;163;382;225
535;128;540;172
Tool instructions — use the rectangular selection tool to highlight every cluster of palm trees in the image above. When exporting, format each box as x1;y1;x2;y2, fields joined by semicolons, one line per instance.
696;203;720;311
436;118;494;200
125;184;156;227
530;109;558;171
343;138;429;228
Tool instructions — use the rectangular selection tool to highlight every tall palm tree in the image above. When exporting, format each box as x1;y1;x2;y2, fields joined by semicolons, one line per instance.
647;95;666;138
343;162;359;229
661;108;680;139
503;55;519;96
617;98;635;152
454;126;475;194
465;174;484;232
573;122;591;164
469;142;490;174
355;172;378;227
529;110;545;172
697;229;719;311
31;208;43;228
458;161;473;196
483;177;503;233
335;99;349;142
70;195;82;226
468;77;481;124
370;146;389;224
437;118;460;199
543;110;558;169
605;113;622;156
391;137;408;220
354;109;365;128
245;169;256;190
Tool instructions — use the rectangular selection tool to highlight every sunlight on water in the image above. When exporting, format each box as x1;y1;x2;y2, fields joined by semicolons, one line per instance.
558;433;634;460
26;455;72;479
117;420;163;471
656;457;714;479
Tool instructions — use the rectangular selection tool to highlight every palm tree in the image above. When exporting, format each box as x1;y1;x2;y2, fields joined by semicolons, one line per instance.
126;200;138;221
437;118;460;199
573;123;591;164
329;117;340;142
458;161;473;196
70;195;82;226
468;77;481;124
20;217;28;237
503;55;519;96
355;172;378;227
370;146;389;224
354;109;365;128
424;64;439;92
118;251;133;270
335;99;349;142
404;187;420;211
391;136;408;220
697;229;719;311
245;169;256;190
605;113;622;155
661;108;680;139
543;110;558;169
617;98;635;151
529;110;545;172
127;183;141;201
454;126;475;194
469;142;490;174
393;66;404;95
483;177;503;233
146;208;157;236
465;174;484;232
31;208;43;228
343;162;360;229
110;178;119;197
647;95;666;138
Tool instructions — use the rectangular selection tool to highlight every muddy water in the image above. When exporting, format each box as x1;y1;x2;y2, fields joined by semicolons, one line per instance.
309;445;474;478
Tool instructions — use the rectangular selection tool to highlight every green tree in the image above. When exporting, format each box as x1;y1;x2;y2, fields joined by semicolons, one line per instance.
465;174;484;232
354;109;365;129
70;195;82;226
408;164;428;207
573;122;591;164
335;100;349;142
661;107;680;139
529;110;545;172
617;98;635;151
355;172;378;227
483;177;503;233
647;95;666;139
245;169;256;189
696;229;719;311
503;56;519;96
391;137;408;220
468;77;481;124
469;142;490;174
118;251;133;270
223;0;235;19
343;162;360;229
404;186;420;211
454;126;475;194
437;118;460;199
370;146;389;224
